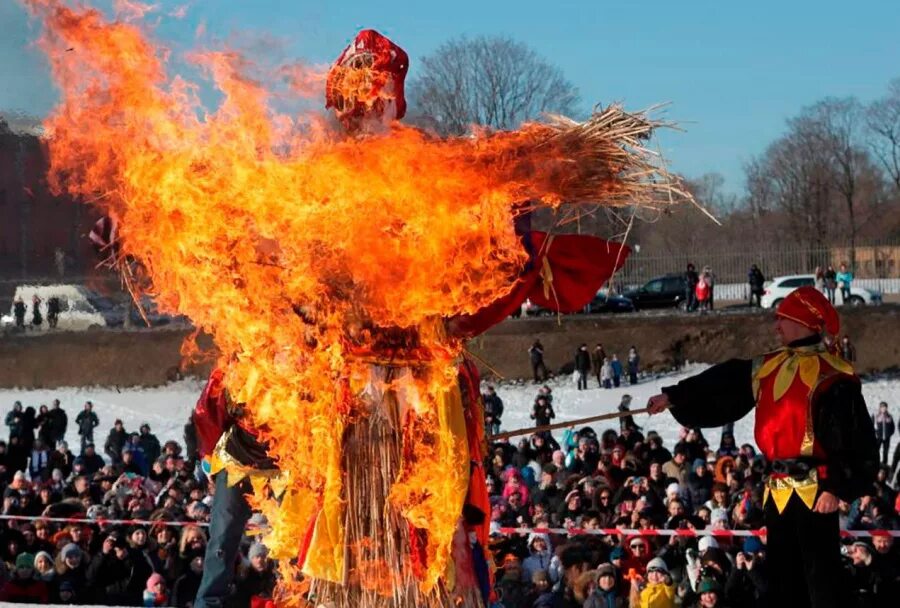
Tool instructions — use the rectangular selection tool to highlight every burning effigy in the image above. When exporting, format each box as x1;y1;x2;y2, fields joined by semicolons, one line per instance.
25;1;687;606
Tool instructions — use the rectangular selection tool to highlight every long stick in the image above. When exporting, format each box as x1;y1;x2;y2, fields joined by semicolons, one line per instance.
490;407;652;441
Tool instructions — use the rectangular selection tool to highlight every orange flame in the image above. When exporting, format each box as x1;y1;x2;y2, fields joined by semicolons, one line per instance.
26;1;678;604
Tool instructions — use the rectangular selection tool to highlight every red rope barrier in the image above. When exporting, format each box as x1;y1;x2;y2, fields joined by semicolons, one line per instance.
496;526;900;538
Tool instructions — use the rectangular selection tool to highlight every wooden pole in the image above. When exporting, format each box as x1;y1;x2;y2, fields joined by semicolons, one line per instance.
490;406;653;441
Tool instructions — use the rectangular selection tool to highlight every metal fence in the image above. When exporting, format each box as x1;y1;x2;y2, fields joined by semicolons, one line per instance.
610;240;900;296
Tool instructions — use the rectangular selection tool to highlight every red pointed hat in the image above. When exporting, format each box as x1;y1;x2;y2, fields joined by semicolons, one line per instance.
326;29;409;120
776;286;840;335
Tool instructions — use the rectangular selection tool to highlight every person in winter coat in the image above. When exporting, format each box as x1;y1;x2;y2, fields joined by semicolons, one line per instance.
584;563;627;608
31;294;43;328
686;459;713;513
529;340;548;383
233;543;277;607
873;402;895;466
703;266;716;310
172;552;204;608
13;297;26;328
836;263;854;304
6;401;24;442
841;335;857;363
618;395;640;433
48;399;68;445
33;550;56;583
628;346;640;385
747;265;765;307
685;264;700;312
143;572;168;607
574;344;592;390
824;265;838;303
531;396;555;427
843;541;885;608
47;296;61;328
690;577;729;608
75;402;99;452
629;556;676;608
523;569;554;608
36;404;54;448
0;553;50;602
601;358;614;389
104;419;129;465
592;344;608;388
696;274;711;312
86;532;154;606
55;542;88;599
724;537;768;608
522;533;553;582
28;439;51;482
611;355;623;388
139;424;162;464
481;386;504;435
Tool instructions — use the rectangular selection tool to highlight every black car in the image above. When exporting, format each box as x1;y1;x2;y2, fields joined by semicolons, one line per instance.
585;292;635;314
624;274;688;310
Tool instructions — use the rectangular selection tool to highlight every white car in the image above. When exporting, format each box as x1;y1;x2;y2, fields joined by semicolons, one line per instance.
760;274;882;309
1;285;107;331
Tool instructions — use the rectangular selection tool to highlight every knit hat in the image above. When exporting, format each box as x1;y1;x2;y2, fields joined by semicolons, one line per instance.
646;557;668;573
146;572;166;592
35;550;53;568
15;553;35;570
62;543;82;560
596;563;616;577
692;458;706;470
742;537;764;554
248;542;269;560
59;581;76;593
698;577;722;594
710;508;729;525
698;536;720;552
609;546;625;561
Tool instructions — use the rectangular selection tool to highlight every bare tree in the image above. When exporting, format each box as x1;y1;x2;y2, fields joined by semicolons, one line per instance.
867;79;900;192
409;36;580;135
804;98;869;265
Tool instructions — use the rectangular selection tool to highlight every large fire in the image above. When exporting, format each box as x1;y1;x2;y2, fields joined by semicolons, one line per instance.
26;1;683;606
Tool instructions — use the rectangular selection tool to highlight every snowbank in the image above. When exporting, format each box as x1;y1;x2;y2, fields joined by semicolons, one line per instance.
492;367;900;450
0;369;896;460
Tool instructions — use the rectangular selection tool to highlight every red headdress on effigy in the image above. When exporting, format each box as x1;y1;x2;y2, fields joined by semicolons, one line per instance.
775;286;840;336
326;29;409;120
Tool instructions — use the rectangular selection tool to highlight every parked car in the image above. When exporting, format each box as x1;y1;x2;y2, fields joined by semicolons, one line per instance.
1;285;107;331
84;292;187;327
585;291;635;314
760;275;882;308
624;274;688;310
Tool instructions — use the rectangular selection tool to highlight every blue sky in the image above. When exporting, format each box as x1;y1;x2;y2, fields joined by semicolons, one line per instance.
2;0;899;194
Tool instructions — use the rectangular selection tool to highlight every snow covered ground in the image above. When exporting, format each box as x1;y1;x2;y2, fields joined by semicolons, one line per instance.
493;367;900;450
0;368;897;458
0;379;205;451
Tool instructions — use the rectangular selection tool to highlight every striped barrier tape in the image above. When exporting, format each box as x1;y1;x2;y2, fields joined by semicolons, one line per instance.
2;514;897;539
496;526;900;538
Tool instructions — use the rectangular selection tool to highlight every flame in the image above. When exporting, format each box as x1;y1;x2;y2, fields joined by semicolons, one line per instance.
26;1;679;605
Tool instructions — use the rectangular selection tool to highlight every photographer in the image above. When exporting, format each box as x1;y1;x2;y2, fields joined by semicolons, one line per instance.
725;537;769;608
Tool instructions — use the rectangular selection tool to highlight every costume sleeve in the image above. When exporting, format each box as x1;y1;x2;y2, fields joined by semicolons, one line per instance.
662;359;756;428
813;379;878;502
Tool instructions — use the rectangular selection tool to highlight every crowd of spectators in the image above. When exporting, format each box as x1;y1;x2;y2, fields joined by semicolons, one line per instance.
483;385;900;608
1;383;898;607
0;399;275;606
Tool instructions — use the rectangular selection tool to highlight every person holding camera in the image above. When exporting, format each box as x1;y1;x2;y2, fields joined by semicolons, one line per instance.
725;537;769;608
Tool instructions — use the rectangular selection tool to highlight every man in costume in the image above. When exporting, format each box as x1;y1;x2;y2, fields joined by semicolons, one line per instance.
192;29;629;608
647;286;878;608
